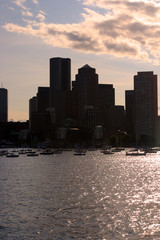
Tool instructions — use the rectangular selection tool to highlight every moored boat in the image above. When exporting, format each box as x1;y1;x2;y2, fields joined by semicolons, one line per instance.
27;151;39;157
74;149;86;156
101;150;114;155
126;150;146;156
6;152;19;158
40;149;53;155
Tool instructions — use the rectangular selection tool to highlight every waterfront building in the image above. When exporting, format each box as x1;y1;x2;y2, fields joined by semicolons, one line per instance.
50;57;71;123
37;87;49;112
106;105;125;133
84;107;105;132
125;90;135;135
98;84;115;109
30;111;51;139
29;96;37;129
0;88;8;122
74;64;99;123
134;71;158;144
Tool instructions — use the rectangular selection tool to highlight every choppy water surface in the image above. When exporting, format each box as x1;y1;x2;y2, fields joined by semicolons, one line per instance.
0;150;160;239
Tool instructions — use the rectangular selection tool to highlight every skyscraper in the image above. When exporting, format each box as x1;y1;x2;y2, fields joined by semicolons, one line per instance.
37;87;49;112
29;96;37;128
74;64;99;123
134;71;158;144
125;90;135;135
50;57;71;123
98;84;115;108
0;88;8;122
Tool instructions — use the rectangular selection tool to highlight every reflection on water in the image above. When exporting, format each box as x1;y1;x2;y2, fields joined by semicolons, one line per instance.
0;150;160;239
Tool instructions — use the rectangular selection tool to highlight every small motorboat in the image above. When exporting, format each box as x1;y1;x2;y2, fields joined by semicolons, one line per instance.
101;150;114;154
111;147;124;152
6;152;19;158
126;150;146;156
27;151;39;157
74;149;86;156
40;149;53;155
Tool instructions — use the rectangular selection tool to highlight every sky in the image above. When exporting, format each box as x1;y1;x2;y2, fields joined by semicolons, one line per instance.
1;0;160;121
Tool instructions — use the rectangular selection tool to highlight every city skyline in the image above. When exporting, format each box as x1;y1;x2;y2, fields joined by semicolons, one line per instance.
1;0;160;121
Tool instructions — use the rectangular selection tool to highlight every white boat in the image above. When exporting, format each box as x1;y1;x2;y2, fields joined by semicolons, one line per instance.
19;149;27;154
6;152;19;158
27;152;39;157
111;147;124;152
74;149;86;156
126;150;146;156
101;150;114;155
40;149;53;155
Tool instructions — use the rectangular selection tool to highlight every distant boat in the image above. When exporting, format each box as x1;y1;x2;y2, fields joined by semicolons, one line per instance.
53;149;62;154
19;149;26;154
126;150;146;156
27;152;39;157
87;147;96;151
40;149;53;155
143;148;157;153
74;149;86;156
111;147;125;152
101;150;114;155
6;152;19;158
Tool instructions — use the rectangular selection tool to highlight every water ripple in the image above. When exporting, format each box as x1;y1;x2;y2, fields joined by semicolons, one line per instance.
0;150;160;239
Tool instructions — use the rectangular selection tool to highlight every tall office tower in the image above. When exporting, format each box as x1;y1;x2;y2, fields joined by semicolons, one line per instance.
74;64;98;123
37;87;49;112
134;72;158;144
0;88;8;122
125;90;135;135
107;105;125;133
98;84;115;108
50;57;71;123
29;96;37;128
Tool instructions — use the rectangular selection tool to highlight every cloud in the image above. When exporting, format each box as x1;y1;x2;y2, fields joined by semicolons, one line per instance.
14;0;26;9
21;10;33;17
3;0;160;64
36;13;45;22
32;0;38;4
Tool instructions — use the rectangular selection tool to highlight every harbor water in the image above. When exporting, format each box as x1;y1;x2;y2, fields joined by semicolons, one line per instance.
0;150;160;239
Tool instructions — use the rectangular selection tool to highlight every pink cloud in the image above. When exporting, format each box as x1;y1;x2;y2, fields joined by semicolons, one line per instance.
4;0;160;64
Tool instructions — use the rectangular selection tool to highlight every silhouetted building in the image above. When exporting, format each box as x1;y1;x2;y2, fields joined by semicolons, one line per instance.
30;111;51;139
74;64;99;123
107;105;125;133
50;57;71;123
134;71;158;144
0;88;8;122
98;84;115;109
0;121;29;145
37;87;49;112
125;90;135;135
29;96;37;129
84;107;105;132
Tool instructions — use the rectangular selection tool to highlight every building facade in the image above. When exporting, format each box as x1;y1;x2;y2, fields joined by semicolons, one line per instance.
74;64;99;123
98;84;115;109
134;72;158;144
0;88;8;122
29;96;37;129
50;57;71;123
125;90;135;135
37;87;50;112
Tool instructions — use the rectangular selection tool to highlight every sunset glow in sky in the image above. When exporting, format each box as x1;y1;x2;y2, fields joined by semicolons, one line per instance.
1;0;160;121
